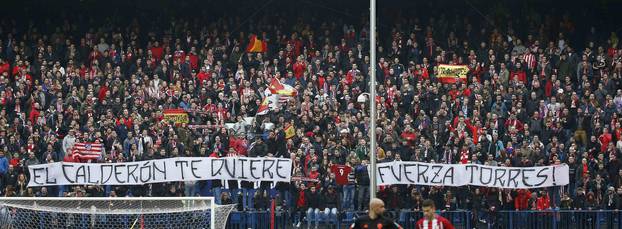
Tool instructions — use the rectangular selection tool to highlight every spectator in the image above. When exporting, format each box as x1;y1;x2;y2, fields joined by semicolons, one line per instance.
514;189;531;210
0;1;619;227
355;159;370;211
15;173;27;196
585;192;599;210
0;151;8;176
536;190;551;210
560;192;573;209
602;186;620;209
221;191;234;205
382;185;402;211
305;185;321;229
253;190;269;211
322;186;340;225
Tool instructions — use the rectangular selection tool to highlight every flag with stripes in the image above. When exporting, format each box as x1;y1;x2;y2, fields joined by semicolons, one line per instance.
257;94;282;115
437;64;468;84
269;78;297;97
256;96;271;116
276;94;291;105
268;78;296;108
72;142;104;160
263;88;291;110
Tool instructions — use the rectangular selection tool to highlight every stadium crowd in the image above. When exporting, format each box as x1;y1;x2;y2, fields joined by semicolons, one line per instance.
0;0;622;227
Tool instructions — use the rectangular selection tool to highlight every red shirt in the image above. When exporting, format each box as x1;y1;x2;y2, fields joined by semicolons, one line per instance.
510;70;527;83
12;65;26;76
448;89;460;101
63;154;79;163
29;103;40;124
293;61;306;79
9;158;20;167
505;119;524;132
98;85;108;102
599;133;612;152
459;150;469;164
116;117;133;128
188;53;199;70
401;131;417;142
150;46;164;61
289;39;303;57
296;190;306;208
330;164;352;185
173;50;186;63
197;71;211;84
421;67;430;79
345;69;359;85
416;215;455;229
228;137;247;156
514;190;531;210
544;80;554;97
0;63;9;75
536;195;551;210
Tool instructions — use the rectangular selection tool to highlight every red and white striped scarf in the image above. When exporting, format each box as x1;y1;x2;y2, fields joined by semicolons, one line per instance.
524;53;536;70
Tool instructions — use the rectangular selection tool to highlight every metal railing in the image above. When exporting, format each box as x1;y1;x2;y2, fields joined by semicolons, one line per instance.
2;205;620;228
498;210;622;229
226;210;622;229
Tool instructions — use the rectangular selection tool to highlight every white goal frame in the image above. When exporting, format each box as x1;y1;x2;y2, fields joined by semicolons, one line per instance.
0;197;221;228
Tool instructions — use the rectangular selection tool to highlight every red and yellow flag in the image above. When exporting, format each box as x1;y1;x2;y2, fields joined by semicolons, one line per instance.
269;78;297;97
256;96;270;116
163;109;189;125
284;123;295;139
246;34;267;53
437;64;468;84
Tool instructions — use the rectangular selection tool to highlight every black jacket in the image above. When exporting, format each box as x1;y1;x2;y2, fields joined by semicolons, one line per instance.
355;165;370;186
306;190;322;209
3;169;17;187
602;193;621;210
323;191;340;209
248;141;268;157
254;194;269;210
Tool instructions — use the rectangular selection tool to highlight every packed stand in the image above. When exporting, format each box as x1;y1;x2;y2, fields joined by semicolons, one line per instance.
0;1;621;227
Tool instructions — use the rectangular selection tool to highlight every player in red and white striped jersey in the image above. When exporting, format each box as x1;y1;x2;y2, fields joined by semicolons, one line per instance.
416;199;455;229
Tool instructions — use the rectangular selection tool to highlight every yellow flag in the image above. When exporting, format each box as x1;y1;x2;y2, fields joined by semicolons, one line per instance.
285;123;295;139
437;64;468;84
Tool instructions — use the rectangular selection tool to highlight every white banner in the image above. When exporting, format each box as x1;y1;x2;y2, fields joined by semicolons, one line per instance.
28;157;292;187
376;161;569;189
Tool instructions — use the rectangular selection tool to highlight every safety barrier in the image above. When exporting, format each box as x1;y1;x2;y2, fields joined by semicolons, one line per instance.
227;210;622;229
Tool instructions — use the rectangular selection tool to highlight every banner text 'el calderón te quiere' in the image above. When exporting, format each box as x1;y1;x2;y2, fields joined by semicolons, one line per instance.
27;157;292;187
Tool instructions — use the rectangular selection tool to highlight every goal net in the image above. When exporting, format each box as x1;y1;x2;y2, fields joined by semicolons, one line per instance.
0;197;236;229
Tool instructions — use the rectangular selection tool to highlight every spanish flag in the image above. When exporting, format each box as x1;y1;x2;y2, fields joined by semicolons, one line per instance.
437;64;469;84
284;123;295;139
162;108;189;126
269;78;297;97
256;96;270;116
246;34;267;53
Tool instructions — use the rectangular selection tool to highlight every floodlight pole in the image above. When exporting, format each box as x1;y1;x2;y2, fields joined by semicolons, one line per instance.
369;0;377;200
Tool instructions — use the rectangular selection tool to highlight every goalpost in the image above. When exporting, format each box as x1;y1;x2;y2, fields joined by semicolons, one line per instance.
0;197;236;229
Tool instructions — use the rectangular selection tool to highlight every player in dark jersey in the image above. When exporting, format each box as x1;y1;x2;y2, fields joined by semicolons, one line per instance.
415;199;455;229
350;198;402;229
